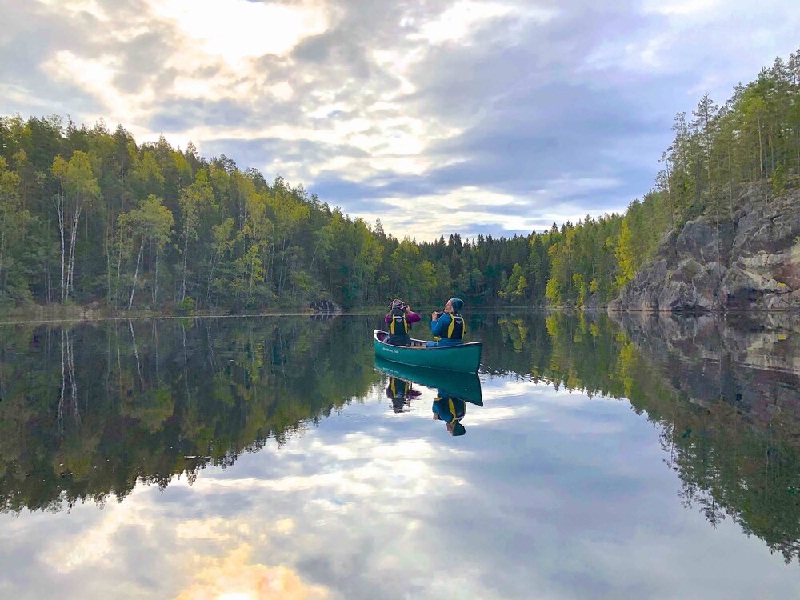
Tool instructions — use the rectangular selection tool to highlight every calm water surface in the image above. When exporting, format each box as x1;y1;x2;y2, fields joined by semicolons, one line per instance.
0;312;798;599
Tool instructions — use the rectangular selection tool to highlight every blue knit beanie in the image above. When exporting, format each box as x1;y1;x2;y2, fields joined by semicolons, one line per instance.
449;297;464;312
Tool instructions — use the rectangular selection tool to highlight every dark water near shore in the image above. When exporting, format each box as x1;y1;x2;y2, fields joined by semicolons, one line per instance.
1;312;798;599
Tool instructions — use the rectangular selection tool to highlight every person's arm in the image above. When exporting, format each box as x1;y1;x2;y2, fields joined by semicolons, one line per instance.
385;313;392;324
432;399;453;422
405;308;421;324
430;312;451;337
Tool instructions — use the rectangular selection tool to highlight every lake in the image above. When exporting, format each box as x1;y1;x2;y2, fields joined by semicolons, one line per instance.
1;312;798;599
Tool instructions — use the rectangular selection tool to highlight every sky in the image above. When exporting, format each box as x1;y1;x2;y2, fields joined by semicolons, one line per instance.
0;0;798;242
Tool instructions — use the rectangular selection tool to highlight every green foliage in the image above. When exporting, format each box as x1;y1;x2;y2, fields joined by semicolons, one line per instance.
498;263;528;302
175;296;195;315
615;219;636;287
0;48;797;311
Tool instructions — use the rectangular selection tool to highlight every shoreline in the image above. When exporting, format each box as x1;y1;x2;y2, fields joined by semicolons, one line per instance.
0;304;551;326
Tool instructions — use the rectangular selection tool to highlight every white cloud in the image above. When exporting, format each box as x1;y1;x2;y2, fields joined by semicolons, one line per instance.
411;1;558;46
39;486;153;573
2;0;799;240
39;0;111;20
413;1;519;45
641;0;722;16
42;50;151;124
147;0;331;64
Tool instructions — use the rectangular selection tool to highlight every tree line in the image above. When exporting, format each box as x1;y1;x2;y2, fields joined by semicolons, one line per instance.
0;49;797;312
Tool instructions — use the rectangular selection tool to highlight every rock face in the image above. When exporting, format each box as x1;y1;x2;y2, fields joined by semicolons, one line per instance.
310;299;341;314
610;187;800;312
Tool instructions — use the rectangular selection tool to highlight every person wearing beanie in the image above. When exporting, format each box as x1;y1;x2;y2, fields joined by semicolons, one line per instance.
427;297;466;347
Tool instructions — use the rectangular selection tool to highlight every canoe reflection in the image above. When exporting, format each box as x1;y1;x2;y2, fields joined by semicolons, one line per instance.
374;357;483;435
374;357;482;405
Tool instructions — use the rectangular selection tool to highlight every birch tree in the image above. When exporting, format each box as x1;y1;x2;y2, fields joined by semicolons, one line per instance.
51;151;100;302
117;194;174;310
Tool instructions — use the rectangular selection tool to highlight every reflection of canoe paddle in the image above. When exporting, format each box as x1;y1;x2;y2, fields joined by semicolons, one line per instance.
374;356;483;405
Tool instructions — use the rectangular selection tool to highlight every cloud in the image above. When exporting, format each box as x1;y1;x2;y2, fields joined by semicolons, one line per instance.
174;545;331;600
1;0;798;240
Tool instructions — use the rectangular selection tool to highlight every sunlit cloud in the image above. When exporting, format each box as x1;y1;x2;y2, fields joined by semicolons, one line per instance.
351;181;623;241
42;50;151;126
40;0;111;19
174;545;330;600
2;0;798;241
148;0;331;65
412;0;520;45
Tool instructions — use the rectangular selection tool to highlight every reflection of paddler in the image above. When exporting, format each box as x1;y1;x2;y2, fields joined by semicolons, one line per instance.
432;392;467;436
386;376;419;413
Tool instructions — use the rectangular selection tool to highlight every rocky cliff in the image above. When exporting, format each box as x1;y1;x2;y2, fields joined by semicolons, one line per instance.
610;186;800;312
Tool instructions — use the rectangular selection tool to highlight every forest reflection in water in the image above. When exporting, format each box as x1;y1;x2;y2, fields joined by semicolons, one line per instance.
0;310;799;570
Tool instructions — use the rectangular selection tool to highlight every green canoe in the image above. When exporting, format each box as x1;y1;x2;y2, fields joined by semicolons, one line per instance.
373;329;482;374
374;356;483;405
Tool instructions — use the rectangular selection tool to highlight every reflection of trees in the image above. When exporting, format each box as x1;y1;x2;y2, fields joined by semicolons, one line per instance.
481;311;800;564
3;312;798;561
483;312;628;397
0;316;378;513
652;391;800;563
57;328;79;433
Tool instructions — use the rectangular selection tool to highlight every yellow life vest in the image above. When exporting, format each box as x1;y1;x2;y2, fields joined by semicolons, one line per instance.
445;313;465;340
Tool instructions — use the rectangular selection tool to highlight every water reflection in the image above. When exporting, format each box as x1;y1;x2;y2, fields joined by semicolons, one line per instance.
483;311;800;564
607;311;800;564
374;357;484;436
384;377;420;413
0;316;379;513
374;356;483;405
1;310;799;592
432;395;468;436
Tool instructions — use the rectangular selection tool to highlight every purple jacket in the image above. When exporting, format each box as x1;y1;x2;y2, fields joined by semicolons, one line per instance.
385;311;421;324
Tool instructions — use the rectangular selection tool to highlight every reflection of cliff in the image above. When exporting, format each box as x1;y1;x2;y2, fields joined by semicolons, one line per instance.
482;311;800;564
0;317;379;513
609;312;800;427
608;312;800;563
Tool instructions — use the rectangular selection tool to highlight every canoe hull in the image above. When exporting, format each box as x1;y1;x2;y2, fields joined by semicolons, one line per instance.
373;330;482;373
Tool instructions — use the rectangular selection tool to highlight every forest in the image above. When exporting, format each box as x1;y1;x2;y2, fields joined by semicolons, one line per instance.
0;49;798;313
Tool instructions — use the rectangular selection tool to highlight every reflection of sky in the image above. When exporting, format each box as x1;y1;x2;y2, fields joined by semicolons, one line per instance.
2;375;798;599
